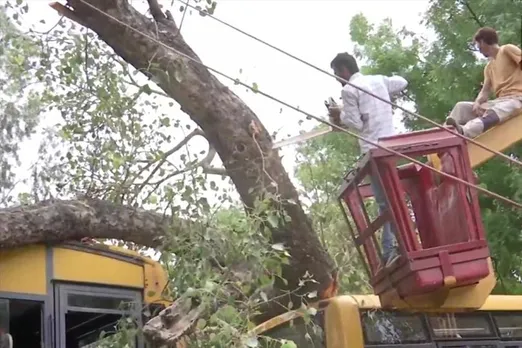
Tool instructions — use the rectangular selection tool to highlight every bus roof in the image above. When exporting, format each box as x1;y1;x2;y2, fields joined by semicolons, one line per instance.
348;294;522;311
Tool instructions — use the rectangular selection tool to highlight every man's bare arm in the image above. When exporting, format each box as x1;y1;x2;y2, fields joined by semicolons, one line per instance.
475;78;492;105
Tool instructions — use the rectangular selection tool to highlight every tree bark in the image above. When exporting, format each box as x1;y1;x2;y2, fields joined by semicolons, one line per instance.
45;0;336;318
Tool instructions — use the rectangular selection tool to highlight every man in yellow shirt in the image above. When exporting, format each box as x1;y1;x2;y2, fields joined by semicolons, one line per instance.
445;27;522;137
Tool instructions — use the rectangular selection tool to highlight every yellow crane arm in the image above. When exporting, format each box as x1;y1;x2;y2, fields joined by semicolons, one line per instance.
429;113;522;169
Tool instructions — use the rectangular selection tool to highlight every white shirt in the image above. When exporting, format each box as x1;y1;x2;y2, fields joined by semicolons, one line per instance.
339;72;408;154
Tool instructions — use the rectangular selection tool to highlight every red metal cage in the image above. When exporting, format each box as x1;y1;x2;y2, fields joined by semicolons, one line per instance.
338;128;491;301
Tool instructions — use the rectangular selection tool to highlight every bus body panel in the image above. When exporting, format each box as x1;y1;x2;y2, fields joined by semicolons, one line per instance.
53;246;144;289
0;245;47;295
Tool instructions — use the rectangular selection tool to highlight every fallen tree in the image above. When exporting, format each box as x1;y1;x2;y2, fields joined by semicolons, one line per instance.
0;0;339;345
0;197;172;248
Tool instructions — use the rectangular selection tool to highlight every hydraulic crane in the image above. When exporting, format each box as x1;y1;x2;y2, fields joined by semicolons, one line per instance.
338;112;522;310
274;110;522;310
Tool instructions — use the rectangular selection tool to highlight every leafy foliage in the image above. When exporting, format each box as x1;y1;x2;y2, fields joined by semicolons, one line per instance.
0;4;44;205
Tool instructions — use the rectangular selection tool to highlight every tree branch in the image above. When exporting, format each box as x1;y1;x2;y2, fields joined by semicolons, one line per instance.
49;2;88;27
139;144;225;202
200;147;226;176
132;128;226;203
134;128;204;194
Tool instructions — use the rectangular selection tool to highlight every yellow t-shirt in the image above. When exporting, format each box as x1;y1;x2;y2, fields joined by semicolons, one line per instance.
485;44;522;98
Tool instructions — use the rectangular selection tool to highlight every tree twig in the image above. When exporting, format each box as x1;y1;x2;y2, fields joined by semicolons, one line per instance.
460;0;484;27
139;145;225;203
146;0;176;29
133;128;204;195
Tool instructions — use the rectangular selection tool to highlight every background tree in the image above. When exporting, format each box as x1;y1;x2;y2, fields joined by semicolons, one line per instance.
0;7;43;205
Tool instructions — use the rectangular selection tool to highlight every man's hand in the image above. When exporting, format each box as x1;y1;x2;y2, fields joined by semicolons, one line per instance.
472;101;486;117
328;105;342;130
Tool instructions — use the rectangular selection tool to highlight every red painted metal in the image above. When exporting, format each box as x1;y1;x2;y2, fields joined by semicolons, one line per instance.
338;127;490;299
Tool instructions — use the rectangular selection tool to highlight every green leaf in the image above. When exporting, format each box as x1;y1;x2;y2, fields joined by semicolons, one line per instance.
141;84;152;95
307;290;317;299
148;195;158;205
266;214;278;228
260;291;268;302
197;319;207;329
271;243;285;251
111;153;124;170
307;307;317;316
281;341;297;348
160;117;170;127
245;336;259;348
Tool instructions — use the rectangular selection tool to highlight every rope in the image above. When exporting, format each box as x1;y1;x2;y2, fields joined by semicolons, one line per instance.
71;0;522;210
177;0;522;170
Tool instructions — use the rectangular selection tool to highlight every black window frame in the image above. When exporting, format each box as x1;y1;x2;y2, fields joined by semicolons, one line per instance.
436;339;503;348
427;312;497;341
491;312;522;341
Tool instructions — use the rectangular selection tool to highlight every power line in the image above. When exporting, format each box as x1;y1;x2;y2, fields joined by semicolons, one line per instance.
177;0;522;170
70;0;522;210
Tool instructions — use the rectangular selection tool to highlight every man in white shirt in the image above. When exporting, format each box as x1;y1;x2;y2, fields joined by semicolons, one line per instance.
328;52;408;268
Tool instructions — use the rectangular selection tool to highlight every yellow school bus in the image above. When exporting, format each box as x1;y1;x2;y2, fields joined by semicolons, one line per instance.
254;294;522;347
0;241;172;347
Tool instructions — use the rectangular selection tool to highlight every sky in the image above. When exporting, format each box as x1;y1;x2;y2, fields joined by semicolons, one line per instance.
13;0;433;205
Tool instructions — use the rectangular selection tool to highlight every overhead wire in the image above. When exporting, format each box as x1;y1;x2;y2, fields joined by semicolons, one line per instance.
177;0;522;170
71;0;522;210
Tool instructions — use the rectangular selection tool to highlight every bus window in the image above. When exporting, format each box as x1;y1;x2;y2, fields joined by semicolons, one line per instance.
0;298;43;348
427;313;494;340
55;283;143;348
492;312;522;339
259;314;325;348
361;310;429;345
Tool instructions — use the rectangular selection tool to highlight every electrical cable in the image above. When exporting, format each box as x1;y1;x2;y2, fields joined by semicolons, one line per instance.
70;0;522;210
177;0;522;170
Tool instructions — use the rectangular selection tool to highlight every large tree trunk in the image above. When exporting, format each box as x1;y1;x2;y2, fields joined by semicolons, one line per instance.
32;0;336;328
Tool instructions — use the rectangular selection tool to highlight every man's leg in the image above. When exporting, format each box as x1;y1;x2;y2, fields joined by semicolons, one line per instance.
445;101;477;132
369;175;398;267
459;98;522;138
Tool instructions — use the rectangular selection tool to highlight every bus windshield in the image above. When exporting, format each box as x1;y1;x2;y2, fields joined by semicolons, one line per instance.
361;309;522;347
